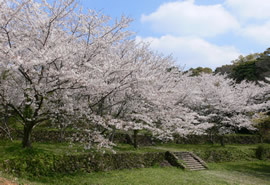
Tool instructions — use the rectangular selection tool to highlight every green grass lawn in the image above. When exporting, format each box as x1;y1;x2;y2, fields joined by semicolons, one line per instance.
1;140;266;157
1;160;269;185
0;141;270;185
152;142;262;151
0;140;87;159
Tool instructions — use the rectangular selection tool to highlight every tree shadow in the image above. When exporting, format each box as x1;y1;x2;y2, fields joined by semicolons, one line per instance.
0;141;45;158
224;161;270;181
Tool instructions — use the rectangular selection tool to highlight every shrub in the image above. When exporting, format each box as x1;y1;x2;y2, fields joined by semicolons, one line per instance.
194;147;254;162
2;152;56;177
255;145;270;160
1;152;165;177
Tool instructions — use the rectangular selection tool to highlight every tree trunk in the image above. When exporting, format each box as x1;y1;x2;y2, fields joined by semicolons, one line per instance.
1;105;13;141
22;125;33;148
208;132;214;145
125;133;133;145
109;127;116;142
220;135;225;147
133;130;139;149
260;135;263;143
59;125;66;143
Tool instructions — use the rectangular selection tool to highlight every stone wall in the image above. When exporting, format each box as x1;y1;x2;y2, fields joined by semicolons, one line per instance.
173;134;264;144
0;129;268;145
2;152;166;176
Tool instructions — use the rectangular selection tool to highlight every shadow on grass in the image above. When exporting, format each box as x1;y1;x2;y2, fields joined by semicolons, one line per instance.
23;172;86;184
222;161;270;181
0;140;49;159
113;144;165;154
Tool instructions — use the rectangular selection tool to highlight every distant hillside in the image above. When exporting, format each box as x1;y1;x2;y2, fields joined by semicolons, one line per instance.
215;48;270;83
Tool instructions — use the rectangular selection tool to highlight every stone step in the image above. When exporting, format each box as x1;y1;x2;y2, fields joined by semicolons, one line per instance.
188;165;206;168
185;163;202;165
185;162;199;164
182;157;196;160
183;159;197;161
182;157;194;159
184;160;199;162
173;152;207;171
187;166;205;169
189;166;206;169
190;168;206;171
185;164;204;167
181;157;193;159
185;163;200;165
186;163;204;167
183;159;199;161
186;165;205;168
180;155;191;157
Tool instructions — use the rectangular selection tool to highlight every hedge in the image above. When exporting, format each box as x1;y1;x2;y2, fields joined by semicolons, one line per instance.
1;145;263;177
1;152;165;177
1;129;266;145
174;134;263;145
255;145;270;160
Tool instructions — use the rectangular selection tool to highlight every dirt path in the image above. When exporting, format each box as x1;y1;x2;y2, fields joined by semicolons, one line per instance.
0;177;18;185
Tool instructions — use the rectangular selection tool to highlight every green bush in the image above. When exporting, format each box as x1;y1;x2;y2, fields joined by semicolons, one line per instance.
2;153;55;177
194;147;254;162
174;134;262;145
255;145;270;160
1;152;165;177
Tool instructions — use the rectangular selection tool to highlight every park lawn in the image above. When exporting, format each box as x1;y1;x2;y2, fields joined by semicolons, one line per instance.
113;142;270;154
1;140;269;160
151;142;265;151
1;140;266;158
0;160;269;185
0;140;165;160
0;140;88;159
0;141;270;185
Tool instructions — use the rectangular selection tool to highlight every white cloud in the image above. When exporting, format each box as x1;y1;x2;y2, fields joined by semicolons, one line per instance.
136;35;241;69
225;0;270;20
141;0;239;37
138;0;269;69
241;21;270;45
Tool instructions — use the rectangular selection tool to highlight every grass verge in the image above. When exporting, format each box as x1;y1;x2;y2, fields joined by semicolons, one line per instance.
1;160;269;185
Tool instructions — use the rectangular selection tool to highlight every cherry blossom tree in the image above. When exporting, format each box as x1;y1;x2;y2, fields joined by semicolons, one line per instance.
179;73;270;145
2;0;266;150
76;41;188;148
73;39;208;148
1;0;197;149
88;42;214;148
0;0;132;148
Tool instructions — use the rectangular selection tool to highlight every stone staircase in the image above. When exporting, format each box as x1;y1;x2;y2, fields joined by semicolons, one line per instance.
174;152;208;171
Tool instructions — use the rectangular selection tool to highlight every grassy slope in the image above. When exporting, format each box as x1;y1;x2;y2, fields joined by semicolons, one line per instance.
1;161;269;185
1;141;265;158
0;141;270;185
152;142;260;151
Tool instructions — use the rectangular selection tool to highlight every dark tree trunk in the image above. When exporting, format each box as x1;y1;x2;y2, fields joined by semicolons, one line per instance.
259;135;263;143
1;105;13;141
208;132;214;145
22;125;33;148
209;138;214;145
59;124;66;143
133;130;139;149
125;133;133;145
59;128;64;142
109;127;116;142
220;135;225;147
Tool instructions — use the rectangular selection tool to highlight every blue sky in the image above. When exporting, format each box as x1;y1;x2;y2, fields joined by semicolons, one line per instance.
80;0;270;70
